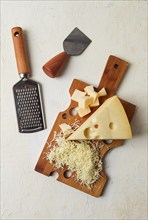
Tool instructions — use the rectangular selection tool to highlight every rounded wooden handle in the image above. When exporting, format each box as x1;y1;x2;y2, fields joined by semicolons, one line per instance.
11;27;29;74
42;51;70;78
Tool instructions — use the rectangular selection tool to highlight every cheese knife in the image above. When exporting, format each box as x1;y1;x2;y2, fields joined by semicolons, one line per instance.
42;27;92;78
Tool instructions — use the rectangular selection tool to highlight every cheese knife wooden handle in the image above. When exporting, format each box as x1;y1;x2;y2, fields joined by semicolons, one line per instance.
11;27;29;75
42;51;70;78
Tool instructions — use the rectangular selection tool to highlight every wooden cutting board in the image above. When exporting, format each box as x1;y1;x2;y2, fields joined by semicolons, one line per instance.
35;55;136;197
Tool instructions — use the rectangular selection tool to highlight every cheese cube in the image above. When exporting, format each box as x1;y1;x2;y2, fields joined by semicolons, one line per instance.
75;106;91;118
71;89;86;102
90;98;99;107
97;88;107;97
84;86;107;107
90;88;107;107
71;87;107;118
84;85;94;93
84;86;98;102
78;96;93;109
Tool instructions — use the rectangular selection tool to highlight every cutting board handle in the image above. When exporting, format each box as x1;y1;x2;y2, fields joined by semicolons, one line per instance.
98;55;128;96
11;27;29;75
42;52;70;78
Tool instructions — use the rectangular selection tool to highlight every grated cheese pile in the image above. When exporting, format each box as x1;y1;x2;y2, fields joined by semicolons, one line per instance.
46;132;103;187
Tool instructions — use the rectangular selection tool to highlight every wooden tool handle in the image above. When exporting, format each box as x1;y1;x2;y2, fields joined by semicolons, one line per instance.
42;51;70;78
98;55;128;96
11;27;29;75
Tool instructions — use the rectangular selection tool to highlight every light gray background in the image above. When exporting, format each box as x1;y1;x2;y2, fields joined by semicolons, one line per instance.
1;1;147;220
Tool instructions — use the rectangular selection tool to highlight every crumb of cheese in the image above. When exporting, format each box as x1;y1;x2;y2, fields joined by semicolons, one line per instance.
46;132;103;187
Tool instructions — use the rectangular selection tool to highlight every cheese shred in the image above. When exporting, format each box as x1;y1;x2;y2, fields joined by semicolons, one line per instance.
46;131;104;187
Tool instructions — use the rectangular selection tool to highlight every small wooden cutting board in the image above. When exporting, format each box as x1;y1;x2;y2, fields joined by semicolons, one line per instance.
35;55;136;197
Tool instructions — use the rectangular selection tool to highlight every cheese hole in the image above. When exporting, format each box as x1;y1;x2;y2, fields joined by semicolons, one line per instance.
69;108;77;116
62;113;67;119
50;171;59;179
63;170;72;178
84;127;94;139
94;124;99;128
103;140;113;145
109;122;115;129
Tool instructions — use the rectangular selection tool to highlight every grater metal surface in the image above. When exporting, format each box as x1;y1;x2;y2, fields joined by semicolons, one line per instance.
12;27;45;133
13;77;45;133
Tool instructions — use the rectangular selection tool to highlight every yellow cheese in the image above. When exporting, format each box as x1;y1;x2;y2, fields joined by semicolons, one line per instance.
89;97;99;107
71;89;92;117
90;88;107;107
97;87;107;97
67;96;132;140
84;86;98;102
84;86;107;107
78;96;93;109
84;85;94;93
59;123;72;137
71;87;107;118
46;131;103;186
71;89;86;102
75;106;91;118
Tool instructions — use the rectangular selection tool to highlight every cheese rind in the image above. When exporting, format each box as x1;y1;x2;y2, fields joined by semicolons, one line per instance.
67;96;132;140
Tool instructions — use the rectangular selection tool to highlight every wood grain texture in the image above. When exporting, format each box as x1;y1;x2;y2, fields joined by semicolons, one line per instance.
42;51;70;78
98;55;128;96
35;55;136;197
11;27;29;74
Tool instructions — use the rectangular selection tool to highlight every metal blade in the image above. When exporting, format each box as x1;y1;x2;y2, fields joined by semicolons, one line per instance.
63;27;92;56
13;78;45;133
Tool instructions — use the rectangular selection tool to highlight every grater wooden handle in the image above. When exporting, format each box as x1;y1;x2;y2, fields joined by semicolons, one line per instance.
11;27;29;75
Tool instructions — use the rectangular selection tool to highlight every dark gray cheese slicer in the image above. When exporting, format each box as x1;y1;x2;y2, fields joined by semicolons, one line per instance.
42;27;92;78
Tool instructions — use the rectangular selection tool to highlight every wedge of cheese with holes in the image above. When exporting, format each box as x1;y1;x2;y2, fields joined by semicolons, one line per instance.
67;96;132;140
